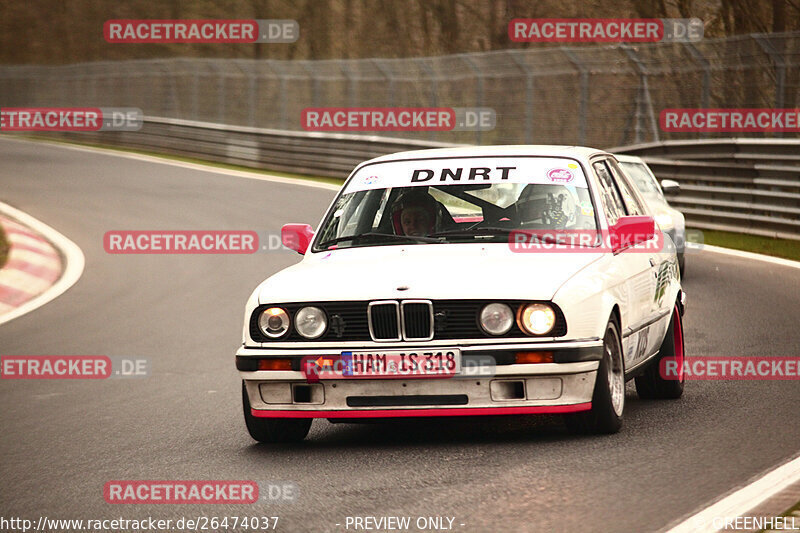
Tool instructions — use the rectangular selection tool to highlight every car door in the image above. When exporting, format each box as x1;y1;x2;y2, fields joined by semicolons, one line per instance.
592;158;654;371
607;158;669;365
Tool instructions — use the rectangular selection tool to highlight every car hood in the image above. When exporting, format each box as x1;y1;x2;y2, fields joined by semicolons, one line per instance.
256;243;604;304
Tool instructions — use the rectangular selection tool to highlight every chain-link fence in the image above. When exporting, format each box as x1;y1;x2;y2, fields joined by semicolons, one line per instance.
1;32;798;147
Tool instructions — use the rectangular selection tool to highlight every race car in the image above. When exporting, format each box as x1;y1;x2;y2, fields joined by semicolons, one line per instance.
616;154;687;275
236;146;686;442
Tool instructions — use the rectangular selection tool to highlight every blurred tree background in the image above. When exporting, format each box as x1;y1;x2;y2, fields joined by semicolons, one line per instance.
0;0;795;64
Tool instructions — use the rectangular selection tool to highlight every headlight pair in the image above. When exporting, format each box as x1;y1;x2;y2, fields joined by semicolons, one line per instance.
479;302;556;336
257;306;327;339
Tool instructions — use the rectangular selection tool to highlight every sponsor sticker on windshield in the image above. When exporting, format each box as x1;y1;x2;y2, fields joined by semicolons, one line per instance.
344;157;588;193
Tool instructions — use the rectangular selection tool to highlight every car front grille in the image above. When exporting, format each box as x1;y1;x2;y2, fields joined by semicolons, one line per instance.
250;300;567;342
368;301;402;341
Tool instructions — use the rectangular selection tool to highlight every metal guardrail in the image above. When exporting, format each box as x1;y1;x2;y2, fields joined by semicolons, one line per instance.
46;116;461;178
38;117;800;240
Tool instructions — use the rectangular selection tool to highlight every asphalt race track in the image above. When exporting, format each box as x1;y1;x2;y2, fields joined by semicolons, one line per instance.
1;137;799;533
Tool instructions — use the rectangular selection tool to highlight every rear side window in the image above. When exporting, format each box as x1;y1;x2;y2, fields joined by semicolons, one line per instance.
593;161;626;225
607;159;647;216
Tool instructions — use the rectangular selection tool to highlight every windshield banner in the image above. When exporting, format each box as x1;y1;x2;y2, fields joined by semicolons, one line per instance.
343;157;589;193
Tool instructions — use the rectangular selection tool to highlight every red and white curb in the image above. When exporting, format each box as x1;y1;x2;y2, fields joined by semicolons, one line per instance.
0;202;84;326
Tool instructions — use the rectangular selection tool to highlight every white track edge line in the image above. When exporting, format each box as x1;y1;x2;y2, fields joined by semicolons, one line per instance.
664;453;800;533
0;201;85;327
0;136;341;191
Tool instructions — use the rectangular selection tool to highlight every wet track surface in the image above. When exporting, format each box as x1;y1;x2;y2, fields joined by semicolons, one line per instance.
1;138;799;532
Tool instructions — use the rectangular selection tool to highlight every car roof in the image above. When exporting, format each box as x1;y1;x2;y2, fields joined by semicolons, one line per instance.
359;145;611;167
614;153;646;164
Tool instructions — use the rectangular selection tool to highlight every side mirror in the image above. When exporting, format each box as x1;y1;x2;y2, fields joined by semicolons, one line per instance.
609;215;656;253
660;179;680;195
281;224;315;255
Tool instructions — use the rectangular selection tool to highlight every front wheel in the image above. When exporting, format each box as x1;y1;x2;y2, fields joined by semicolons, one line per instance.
242;382;312;443
565;318;624;434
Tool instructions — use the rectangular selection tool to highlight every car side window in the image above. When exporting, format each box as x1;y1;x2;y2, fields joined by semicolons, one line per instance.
607;159;646;216
592;161;627;225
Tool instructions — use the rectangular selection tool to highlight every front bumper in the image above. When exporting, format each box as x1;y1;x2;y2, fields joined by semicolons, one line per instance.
238;340;601;418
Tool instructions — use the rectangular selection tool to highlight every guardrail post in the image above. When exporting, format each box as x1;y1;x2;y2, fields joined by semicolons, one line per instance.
620;45;660;144
460;55;484;145
507;50;534;144
561;47;588;146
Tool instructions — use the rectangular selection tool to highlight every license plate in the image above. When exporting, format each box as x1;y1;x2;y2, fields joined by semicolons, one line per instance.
341;349;461;378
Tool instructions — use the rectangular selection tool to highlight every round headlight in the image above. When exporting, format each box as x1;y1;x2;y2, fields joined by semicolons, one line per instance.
479;303;514;336
294;306;327;339
258;307;290;339
517;303;557;335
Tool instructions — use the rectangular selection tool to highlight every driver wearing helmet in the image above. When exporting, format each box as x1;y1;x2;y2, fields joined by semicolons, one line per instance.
391;189;440;237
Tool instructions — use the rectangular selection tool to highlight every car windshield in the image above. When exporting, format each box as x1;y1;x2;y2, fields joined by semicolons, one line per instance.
619;161;668;207
313;156;598;251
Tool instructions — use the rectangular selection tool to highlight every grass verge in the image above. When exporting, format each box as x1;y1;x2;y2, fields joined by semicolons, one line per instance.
690;228;800;262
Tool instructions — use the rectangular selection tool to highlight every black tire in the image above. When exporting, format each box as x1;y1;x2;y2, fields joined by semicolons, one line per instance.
565;319;624;435
242;382;312;443
635;304;685;400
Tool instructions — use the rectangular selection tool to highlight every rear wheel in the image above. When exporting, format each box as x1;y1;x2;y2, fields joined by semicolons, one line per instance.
635;304;685;400
242;382;311;443
565;318;624;434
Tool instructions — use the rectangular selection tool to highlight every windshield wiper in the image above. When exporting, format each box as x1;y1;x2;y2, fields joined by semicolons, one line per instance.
430;226;515;238
317;232;442;249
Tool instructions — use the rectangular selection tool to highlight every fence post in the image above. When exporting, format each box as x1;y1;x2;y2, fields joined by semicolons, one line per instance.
753;33;787;138
415;59;437;140
507;50;534;144
561;47;588;146
682;42;711;139
371;59;395;107
460;55;484;145
341;62;357;109
301;63;320;108
267;61;289;130
620;45;660;144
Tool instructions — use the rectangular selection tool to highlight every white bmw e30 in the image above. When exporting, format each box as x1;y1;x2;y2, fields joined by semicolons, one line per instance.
237;145;686;442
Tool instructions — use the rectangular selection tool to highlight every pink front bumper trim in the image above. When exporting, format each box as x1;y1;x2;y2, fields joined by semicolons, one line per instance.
251;403;592;419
